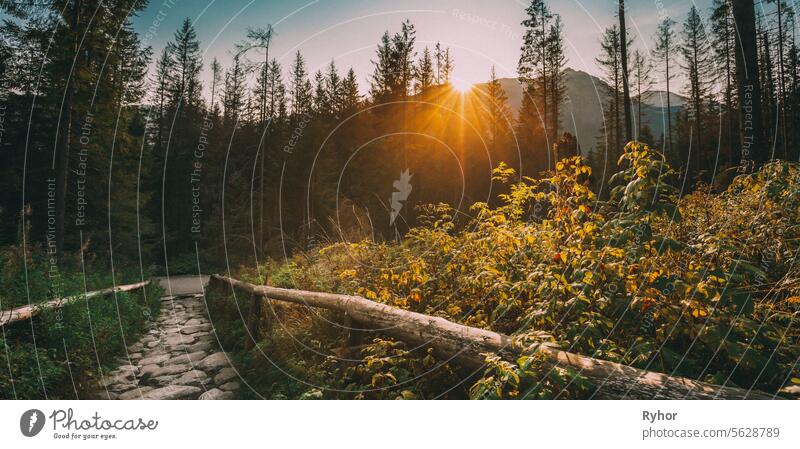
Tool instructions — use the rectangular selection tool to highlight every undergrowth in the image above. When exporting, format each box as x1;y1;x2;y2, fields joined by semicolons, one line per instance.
211;142;800;399
0;240;162;399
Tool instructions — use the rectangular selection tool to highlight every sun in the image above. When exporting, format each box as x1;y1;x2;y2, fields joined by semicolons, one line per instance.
451;79;474;93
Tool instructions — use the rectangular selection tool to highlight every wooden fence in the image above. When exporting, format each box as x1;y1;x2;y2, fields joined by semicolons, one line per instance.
0;281;151;327
210;274;775;400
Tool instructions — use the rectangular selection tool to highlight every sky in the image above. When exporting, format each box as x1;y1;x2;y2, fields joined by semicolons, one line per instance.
131;0;718;97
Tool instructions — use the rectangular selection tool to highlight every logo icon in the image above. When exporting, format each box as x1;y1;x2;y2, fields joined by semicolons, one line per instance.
20;409;46;437
390;169;413;226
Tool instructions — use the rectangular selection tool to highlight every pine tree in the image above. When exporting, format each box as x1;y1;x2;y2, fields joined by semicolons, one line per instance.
245;25;275;126
393;20;416;98
267;59;285;121
547;15;567;139
731;0;766;165
223;55;246;126
787;9;799;160
210;58;222;116
483;66;513;161
340;68;361;114
766;0;789;158
442;48;454;84
596;25;625;157
681;6;714;176
631;49;653;141
290;51;311;118
519;0;553;140
618;0;633;142
652;17;676;154
166;19;203;113
151;48;172;156
415;46;434;93
325;61;341;116
434;41;444;84
711;0;738;164
313;70;328;116
518;0;566;148
370;31;395;102
758;16;776;155
370;22;417;102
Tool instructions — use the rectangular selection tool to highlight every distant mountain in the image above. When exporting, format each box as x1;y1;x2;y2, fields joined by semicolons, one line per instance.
475;68;687;151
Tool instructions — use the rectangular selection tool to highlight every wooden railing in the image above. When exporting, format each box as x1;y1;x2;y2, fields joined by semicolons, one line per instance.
0;280;151;327
210;274;776;400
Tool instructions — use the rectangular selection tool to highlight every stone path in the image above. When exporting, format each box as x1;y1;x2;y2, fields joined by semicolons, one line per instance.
94;276;240;400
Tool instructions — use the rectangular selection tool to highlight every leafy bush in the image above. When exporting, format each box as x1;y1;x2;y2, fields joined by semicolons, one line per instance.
0;240;162;399
216;143;800;398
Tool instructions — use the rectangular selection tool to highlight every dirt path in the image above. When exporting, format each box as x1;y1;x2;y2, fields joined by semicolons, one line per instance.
94;275;239;399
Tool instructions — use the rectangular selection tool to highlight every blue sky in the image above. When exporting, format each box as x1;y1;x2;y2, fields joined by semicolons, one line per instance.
132;0;717;96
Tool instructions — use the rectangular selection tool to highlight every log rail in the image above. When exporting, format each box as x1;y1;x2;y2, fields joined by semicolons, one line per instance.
210;274;776;400
0;280;151;327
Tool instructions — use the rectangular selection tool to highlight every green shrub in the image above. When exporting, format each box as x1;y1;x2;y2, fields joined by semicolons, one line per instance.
0;276;162;399
226;144;800;398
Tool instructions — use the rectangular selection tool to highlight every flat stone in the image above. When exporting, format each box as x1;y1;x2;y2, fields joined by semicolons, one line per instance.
146;341;161;348
175;370;210;387
150;374;181;387
198;388;234;400
164;334;196;347
138;353;170;366
142;385;202;400
103;373;134;386
184;318;207;326
118;387;153;400
214;368;238;385
181;324;213;334
164;351;207;366
187;331;211;340
109;382;138;394
197;352;229;373
181;340;213;354
219;381;240;392
111;365;138;377
140;363;191;379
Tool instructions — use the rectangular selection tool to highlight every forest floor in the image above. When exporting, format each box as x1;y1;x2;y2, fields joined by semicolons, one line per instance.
93;275;241;400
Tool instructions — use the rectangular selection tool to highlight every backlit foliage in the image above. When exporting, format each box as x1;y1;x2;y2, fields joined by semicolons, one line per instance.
235;142;799;398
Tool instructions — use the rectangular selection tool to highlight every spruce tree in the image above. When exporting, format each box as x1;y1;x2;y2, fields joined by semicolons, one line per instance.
631;49;653;141
652;18;676;154
681;6;714;176
416;46;434;93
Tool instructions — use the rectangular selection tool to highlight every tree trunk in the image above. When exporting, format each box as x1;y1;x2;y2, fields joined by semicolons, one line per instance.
776;0;788;160
210;275;776;399
619;0;633;143
731;0;766;166
692;32;703;174
666;43;673;154
55;0;82;253
725;14;735;166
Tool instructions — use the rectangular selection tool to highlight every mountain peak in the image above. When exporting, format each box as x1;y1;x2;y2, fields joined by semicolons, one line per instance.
475;67;687;150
